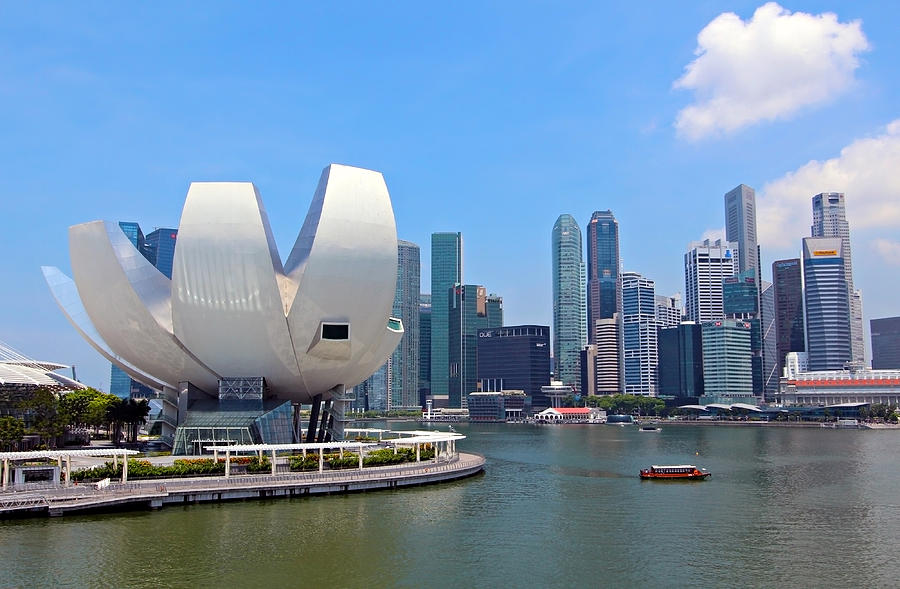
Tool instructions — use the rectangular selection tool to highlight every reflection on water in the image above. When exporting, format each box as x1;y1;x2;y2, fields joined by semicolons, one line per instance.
3;423;900;588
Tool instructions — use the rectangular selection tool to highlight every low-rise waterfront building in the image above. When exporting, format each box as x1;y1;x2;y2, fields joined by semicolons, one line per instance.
778;368;900;406
466;390;526;422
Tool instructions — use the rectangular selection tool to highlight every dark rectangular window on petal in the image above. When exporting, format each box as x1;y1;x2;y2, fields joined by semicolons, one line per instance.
322;323;349;340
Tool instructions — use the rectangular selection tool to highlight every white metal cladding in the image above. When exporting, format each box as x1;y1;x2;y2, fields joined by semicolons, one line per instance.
68;221;221;392
285;164;401;393
41;265;169;391
46;164;403;403
171;182;302;393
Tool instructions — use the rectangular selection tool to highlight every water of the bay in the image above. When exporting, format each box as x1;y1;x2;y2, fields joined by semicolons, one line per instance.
3;422;900;588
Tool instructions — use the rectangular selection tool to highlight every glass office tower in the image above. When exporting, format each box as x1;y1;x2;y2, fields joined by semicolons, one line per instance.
802;237;851;371
144;228;178;279
430;233;463;404
551;214;586;391
586;210;620;335
448;285;502;408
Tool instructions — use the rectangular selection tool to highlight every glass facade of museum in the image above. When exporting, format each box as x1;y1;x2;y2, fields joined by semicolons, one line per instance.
172;399;293;455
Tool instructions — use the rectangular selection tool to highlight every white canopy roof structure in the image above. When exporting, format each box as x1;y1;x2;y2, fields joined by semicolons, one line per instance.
0;449;138;461
203;442;377;453
0;340;86;391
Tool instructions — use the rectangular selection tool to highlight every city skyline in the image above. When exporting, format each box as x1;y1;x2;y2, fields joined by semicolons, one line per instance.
2;3;899;389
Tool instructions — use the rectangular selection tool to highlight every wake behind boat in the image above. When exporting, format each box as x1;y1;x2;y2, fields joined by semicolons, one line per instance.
639;465;710;480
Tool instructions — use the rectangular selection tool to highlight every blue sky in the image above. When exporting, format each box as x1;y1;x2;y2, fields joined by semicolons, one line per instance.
2;2;899;390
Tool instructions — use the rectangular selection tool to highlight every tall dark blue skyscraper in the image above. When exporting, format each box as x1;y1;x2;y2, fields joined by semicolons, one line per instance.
871;317;900;369
773;258;805;375
477;325;550;410
586;210;620;335
145;228;178;279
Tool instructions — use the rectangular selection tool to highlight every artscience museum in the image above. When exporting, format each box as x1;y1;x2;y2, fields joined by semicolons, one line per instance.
43;164;404;454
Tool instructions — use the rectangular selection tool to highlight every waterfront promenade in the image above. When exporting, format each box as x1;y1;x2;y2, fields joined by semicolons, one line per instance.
0;452;484;518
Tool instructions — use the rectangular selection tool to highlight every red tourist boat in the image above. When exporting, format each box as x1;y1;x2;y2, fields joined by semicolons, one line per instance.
639;465;711;480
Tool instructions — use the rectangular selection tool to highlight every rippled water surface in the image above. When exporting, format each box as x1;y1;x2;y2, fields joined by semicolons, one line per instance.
3;423;900;588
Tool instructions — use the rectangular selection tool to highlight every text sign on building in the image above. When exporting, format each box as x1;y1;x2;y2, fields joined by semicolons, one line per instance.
813;250;838;256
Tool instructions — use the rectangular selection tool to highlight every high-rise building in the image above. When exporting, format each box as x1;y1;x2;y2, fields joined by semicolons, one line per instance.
581;316;621;395
387;240;420;409
358;362;390;412
430;232;463;404
418;294;431;407
701;319;753;402
477;325;551;411
586;210;621;337
109;221;156;399
871;317;900;370
760;281;778;400
723;269;764;395
684;239;737;323
773;258;806;375
448;285;502;408
621;272;657;396
802;237;851;371
657;322;703;398
144;228;178;279
552;215;587;391
724;184;759;276
811;193;864;365
655;294;682;328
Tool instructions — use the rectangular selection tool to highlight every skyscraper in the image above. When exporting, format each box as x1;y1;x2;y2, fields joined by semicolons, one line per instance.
586;210;620;335
684;239;737;323
448;285;502;408
760;281;778;400
389;240;420;409
551;214;587;391
871;317;900;369
655;294;682;328
773;258;805;375
430;232;463;404
144;228;178;279
811;193;864;365
477;325;551;411
701;319;753;401
657;322;703;398
621;271;657;396
802;237;851;371
581;317;621;395
723;269;763;395
418;294;431;407
724;184;759;275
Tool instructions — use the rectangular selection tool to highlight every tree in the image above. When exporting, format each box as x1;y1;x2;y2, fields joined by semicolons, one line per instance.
0;416;25;451
19;388;65;447
59;387;106;428
107;398;127;446
124;399;151;443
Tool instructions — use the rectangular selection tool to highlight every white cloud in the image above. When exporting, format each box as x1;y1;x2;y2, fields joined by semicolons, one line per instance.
872;239;900;266
673;2;869;140
757;119;900;251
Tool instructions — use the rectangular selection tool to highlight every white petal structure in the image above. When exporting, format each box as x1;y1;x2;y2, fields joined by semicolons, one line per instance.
44;163;403;404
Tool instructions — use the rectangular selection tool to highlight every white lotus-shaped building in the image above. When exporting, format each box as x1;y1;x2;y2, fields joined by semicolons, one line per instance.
43;164;403;449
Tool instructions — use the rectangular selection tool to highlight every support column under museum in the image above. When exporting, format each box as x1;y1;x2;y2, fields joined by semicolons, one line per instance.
325;384;353;442
306;394;322;443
